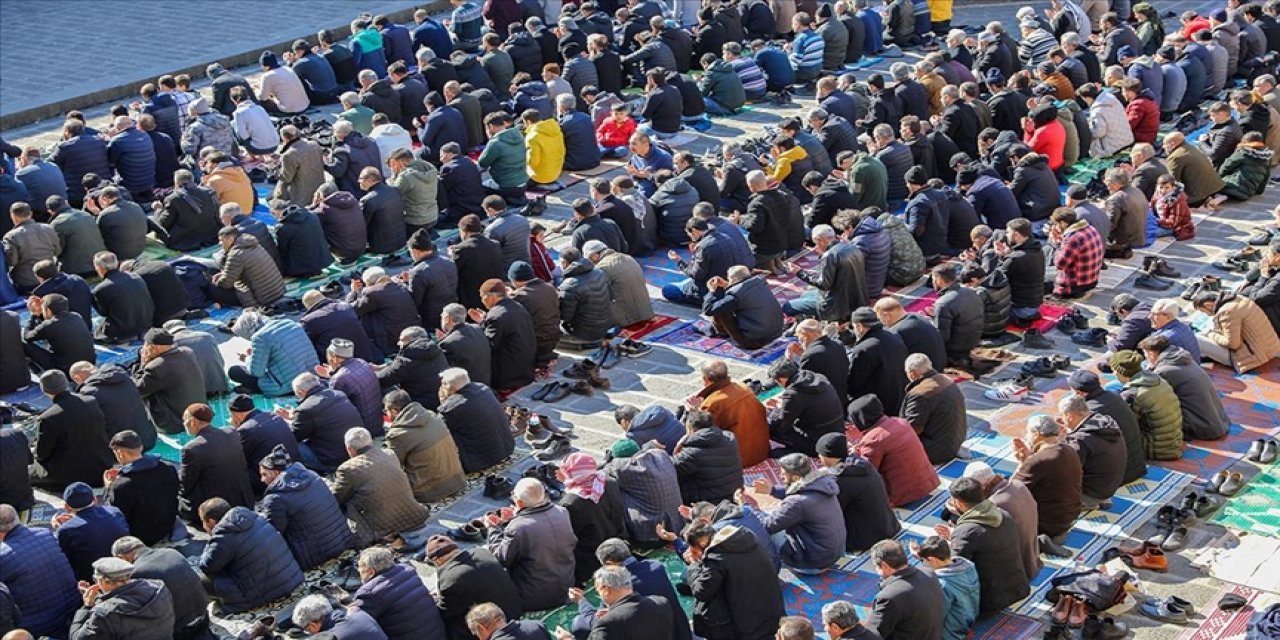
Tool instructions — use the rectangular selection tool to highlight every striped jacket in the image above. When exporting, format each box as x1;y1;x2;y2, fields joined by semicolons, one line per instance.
730;57;768;97
789;30;825;71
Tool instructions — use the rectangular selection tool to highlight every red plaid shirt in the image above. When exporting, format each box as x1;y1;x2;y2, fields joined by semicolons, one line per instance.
1055;221;1104;296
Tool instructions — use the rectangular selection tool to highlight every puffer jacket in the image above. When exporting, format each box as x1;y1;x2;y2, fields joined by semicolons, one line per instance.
198;506;304;614
181;111;237;159
389;159;439;229
377;338;448;410
478;126;529;188
1220;143;1273;200
69;578;175;640
218;233;284;307
80;363;156;449
558;258;613;341
672;427;744;504
1063;412;1128;501
651;175;699;245
935;282;984;357
949;499;1029;615
246;318;320;397
510;81;554;120
1153;347;1230;440
850;394;940;506
314;190;368;263
203;162;254;213
327;132;382;197
361;182;407;255
352;563;447;640
405;252;458;332
52;134;110;205
1009;153;1060;221
626;404;686;452
901;370;968;465
848;215;891;297
935;556;981;640
259;462;354;570
759;472;846;570
877;212;926;287
439;382;515;473
301;298;378;363
974;269;1012;337
1087;90;1134;158
1121;371;1184;461
385;401;466;502
830;455;900;552
687;524;785;640
596;249;654;328
331;446;431;544
771;369;846;443
107;128;157;194
525;119;564;185
351;279;421;365
698;59;746;112
360;79;402;125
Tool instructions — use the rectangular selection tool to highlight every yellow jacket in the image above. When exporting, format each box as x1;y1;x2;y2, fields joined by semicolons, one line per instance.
928;0;953;22
203;164;255;213
769;145;808;183
525;119;565;185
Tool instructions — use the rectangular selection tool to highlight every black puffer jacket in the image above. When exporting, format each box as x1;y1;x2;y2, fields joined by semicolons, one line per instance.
846;325;909;418
300;298;379;363
672;427;745;504
999;237;1046;312
439;382;515;473
377;338;449;410
69;578;175;640
558;258;613;341
795;241;868;323
770;370;846;446
1063;412;1128;501
405;253;459;332
742;187;791;257
259;462;355;570
1009;153;1060;221
360;182;407;255
197;506;303;614
831;455;900;551
360;79;403;124
974;269;1012;338
934;282;984;359
1153;346;1229;441
350;280;421;359
275;205;333;278
687;524;785;640
79;364;156;450
314;190;368;263
1083;387;1147;484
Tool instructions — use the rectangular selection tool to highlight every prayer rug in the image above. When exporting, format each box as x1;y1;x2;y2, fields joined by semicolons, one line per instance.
283;253;384;295
621;314;681;340
527;548;695;632
639;248;692;298
1175;584;1276;640
780;568;879;622
1211;464;1280;538
566;159;628;179
646;319;793;365
1156;362;1280;479
707;104;757;119
148;394;299;464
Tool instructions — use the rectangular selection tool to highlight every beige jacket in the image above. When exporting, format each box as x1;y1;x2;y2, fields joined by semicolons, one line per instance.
1206;294;1280;373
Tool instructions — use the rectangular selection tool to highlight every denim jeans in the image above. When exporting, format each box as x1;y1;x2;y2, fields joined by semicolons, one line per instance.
661;279;703;306
297;443;335;474
637;124;677;140
1011;306;1041;321
1154;226;1175;237
703;97;735;116
599;145;628;158
781;290;820;317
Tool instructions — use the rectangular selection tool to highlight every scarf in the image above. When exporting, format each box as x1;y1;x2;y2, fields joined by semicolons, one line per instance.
560;452;606;503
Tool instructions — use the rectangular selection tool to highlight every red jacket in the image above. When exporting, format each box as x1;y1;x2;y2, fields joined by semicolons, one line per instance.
1153;186;1195;240
855;415;940;507
1024;119;1067;170
1180;17;1210;40
1126;92;1160;144
597;117;637;148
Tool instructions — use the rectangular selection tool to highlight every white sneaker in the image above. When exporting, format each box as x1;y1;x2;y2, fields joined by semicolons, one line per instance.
984;381;1030;402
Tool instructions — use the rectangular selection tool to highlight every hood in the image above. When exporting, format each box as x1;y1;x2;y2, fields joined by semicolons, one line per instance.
707;524;759;553
633;404;678;431
833;455;874;478
658;176;693;197
1031;104;1059;127
352;27;384;50
323;190;361;209
528;118;561;139
785;368;830;394
1237;143;1274;161
367;78;396;98
269;462;320;493
877;211;905;231
980;268;1009;290
373;123;410;138
1017;152;1048;169
955;498;1003;528
83;363;134;390
934;556;980;583
1075;414;1122;442
494;126;525;149
507;31;535;47
455;56;482;72
1126;370;1162;389
778;145;808;162
563;257;595;277
787;470;840;496
211;163;249;180
103;579;170;619
282;206;313;224
390;401;435;429
213;506;260;534
1155;346;1196;368
852;214;884;237
706;59;733;75
711;500;747;523
119;454;165;476
345;131;375;151
847;393;885;430
398;337;442;362
196;112;230;130
232;234;261;250
1129;56;1155;71
518;81;548;98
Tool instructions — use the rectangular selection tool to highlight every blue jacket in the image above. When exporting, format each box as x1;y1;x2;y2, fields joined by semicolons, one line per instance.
51;134;110;204
418;106;468;164
353;563;447;640
626;404;686;452
0;175;29;236
510;82;554;120
0;525;79;638
759;473;846;570
701;276;784;346
33;272;94;329
706;217;755;269
141;93;183;143
275;205;332;278
381;23;415;66
849;215;891;298
681;229;736;296
859;9;884;53
56;505;131;581
754;47;794;88
107;128;157;193
558;110;602;171
247;318;320;397
1154;319;1201;363
965;174;1021;230
301;297;380;363
440;156;485;219
935;556;980;640
330;357;385;437
236;409;302;495
15;160;68;215
903;188;949;259
259;462;354;570
147;130;180;188
413;18;454;60
198;506;304;614
321;609;388;640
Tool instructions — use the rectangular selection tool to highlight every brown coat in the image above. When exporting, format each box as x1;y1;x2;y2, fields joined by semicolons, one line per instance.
385;402;467;503
987;477;1043;582
329;445;429;544
1011;441;1082;538
1206;294;1280;373
273;138;326;207
699;379;770;467
1164;143;1225;206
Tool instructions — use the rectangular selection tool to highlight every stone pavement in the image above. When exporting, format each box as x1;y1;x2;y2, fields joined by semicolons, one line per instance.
8;0;1276;637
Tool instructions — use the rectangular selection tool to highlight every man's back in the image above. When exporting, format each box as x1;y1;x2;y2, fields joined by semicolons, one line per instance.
865;565;945;640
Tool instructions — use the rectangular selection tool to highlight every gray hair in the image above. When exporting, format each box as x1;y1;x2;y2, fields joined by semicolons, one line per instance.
219;202;243;221
811;224;836;242
40;370;68;395
914;59;935;72
1058;394;1090;416
358;69;378;84
174;169;195;187
795;317;822;337
806;107;829;121
727;265;751;283
466;603;508;631
292;594;333;628
292;371;322;396
333;119;354;139
340;91;360;108
1104;167;1131;187
722;141;742;155
1028;414;1060;437
513;477;547;505
593;565;634;590
890;62;911;81
69;361;96;380
822;601;861;628
746;169;768;189
1151;298;1183;318
358;546;396;573
0;505;18;533
417;47;436;63
93;251;119;271
595;538;633;564
1255;74;1277;88
555;93;576;110
400;325;428;342
904;352;932;375
700;360;729;381
361;266;388;285
941;85;960;101
873;123;894;141
869;539;908;569
1061;31;1082;46
111;536;147;558
779;452;813;477
231;310;265;339
1130;142;1156;160
440;367;470;392
344;427;373;450
443;303;467;325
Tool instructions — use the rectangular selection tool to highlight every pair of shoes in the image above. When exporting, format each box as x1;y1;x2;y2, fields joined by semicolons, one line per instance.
1185;492;1222;517
505;405;531;436
1209;470;1246;496
1138;595;1192;624
1121;541;1171;571
1219;593;1249;611
1227;246;1263;263
1143;256;1182;278
1082;614;1129;639
1042;622;1073;640
1214;255;1253;273
1146;506;1189;551
1246;227;1276;245
569;379;595;396
615;338;652;358
1070;328;1109;348
1181;274;1223;300
1134;272;1175;290
1050;594;1088;628
1247;438;1278;463
1059;308;1089;333
532;436;573;461
984;374;1033;402
444;523;484;542
1021;357;1059;378
1022;328;1054;349
563;358;599;379
483;475;513;500
1038;534;1072;558
531;381;572;402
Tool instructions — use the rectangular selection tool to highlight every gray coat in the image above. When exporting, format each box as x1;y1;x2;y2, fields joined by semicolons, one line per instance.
606;449;686;544
51;209;107;276
169;325;230;396
595;249;653;328
69;578;175;640
273;138;326;207
484;210;532;270
3;219;60;290
1153;346;1230;441
218;234;285;307
759;472;847;571
486;501;577;612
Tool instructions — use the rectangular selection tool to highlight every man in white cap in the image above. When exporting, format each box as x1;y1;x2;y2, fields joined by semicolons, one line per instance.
69;557;176;639
322;337;385;437
582;239;654;329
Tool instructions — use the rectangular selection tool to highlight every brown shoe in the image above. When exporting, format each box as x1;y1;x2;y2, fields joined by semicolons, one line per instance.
1051;595;1074;625
1130;546;1169;572
1068;596;1089;628
1117;540;1159;556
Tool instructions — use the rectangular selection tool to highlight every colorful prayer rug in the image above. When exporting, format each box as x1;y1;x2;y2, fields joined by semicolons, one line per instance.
1211;464;1280;537
646;319;793;365
1175;585;1276;640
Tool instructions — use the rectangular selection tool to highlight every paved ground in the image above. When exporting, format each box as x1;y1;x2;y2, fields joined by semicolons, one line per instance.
8;0;1278;637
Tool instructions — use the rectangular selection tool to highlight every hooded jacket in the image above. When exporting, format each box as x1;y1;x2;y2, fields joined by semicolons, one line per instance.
157;184;220;251
830;455;900;551
525;118;565;184
848;215;891;298
1087;90;1135;158
699;59;747;112
1064;412;1129;501
878;212;926;287
974;269;1012;338
69;578;175;640
181;111;237;159
901;370;968;465
1125;89;1161;144
218;233;285;307
388;159;439;229
386;401;466;502
1153;346;1230;441
687;525;786;640
326;132;382;197
849;394;939;507
275;205;332;277
771;370;846;449
80;364;155;449
672;427;744;504
360;79;402;124
314;190;368;263
935;556;980;640
1220;142;1274;200
950;500;1029;615
198;506;304;614
203;161;255;212
759;471;846;571
557;257;613;341
377;337;448;409
1122;371;1184;461
478;126;529;188
934;282;984;358
965;174;1020;232
698;378;770;467
1009;153;1060;221
259;462;354;570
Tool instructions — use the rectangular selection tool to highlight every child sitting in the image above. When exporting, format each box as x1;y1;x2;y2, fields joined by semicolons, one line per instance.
913;535;980;640
1151;174;1195;240
596;102;637;158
